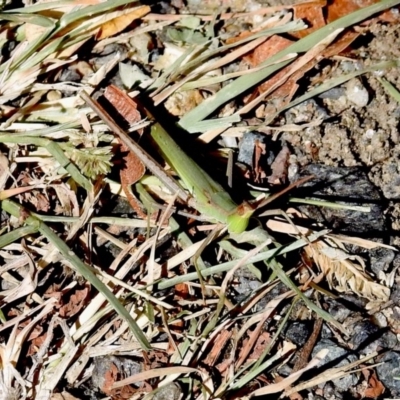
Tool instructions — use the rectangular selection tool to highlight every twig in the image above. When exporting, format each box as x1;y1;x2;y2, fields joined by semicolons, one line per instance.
80;90;189;203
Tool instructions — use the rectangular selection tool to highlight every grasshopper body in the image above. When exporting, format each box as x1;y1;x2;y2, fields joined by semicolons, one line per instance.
150;124;253;233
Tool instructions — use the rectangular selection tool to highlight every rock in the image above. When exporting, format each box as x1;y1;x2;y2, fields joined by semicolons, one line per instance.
277;363;293;377
153;383;182;400
390;285;400;306
369;247;395;276
235;278;261;297
294;164;386;233
320;323;334;340
372;312;388;328
312;339;358;392
349;321;397;355
323;382;342;400
284;99;329;124
370;157;400;199
58;68;80;82
110;197;135;215
319;88;346;100
376;351;400;396
345;78;369;108
284;321;313;346
91;356;142;392
325;299;352;323
237;132;291;185
237;131;270;168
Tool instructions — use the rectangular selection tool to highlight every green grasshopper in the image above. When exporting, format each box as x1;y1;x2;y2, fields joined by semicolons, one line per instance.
82;91;254;233
150;123;254;233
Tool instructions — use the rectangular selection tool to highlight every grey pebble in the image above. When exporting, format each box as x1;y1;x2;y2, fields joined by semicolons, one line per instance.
319;88;346;100
376;351;400;396
369;246;396;276
91;356;142;392
349;321;397;355
294;164;386;233
312;339;358;392
284;321;312;347
325;299;352;323
153;383;182;400
345;78;369;108
237;131;268;167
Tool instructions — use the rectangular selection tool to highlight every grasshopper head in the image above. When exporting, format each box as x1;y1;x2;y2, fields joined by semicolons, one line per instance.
226;202;255;233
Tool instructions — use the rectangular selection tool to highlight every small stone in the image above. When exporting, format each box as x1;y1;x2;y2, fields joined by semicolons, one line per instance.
390;285;400;306
58;68;80;82
284;321;312;346
370;158;400;199
320;323;334;339
73;61;93;77
349;321;397;354
364;129;375;139
92;356;142;392
285;99;328;124
345;78;369;108
277;363;292;377
238;132;267;167
323;381;342;399
46;90;62;101
372;312;388;328
235;278;261;296
164;90;203;116
369;246;395;276
326;299;351;323
319;87;346;100
312;339;358;392
376;351;400;396
294;164;386;233
153;383;182;400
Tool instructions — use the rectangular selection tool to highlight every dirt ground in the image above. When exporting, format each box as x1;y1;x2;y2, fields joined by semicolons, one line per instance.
4;1;400;399
255;1;400;246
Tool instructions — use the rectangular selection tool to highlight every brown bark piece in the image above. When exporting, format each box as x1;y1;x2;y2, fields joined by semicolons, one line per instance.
203;330;232;367
244;35;294;68
292;0;326;39
292;318;323;373
104;86;147;218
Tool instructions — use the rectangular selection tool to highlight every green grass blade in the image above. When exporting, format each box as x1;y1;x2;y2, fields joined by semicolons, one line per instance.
1;199;151;351
57;0;139;31
157;229;329;289
0;225;39;249
378;76;400;103
0;135;92;192
19;37;64;71
2;0;78;13
266;258;346;334
273;60;397;117
179;0;400;131
0;13;55;26
7;27;55;72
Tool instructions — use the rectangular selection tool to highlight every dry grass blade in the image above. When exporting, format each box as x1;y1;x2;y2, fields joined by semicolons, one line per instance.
112;366;211;389
179;0;400;132
250;349;329;397
0;0;396;398
1;199;151;351
305;240;390;303
284;351;379;397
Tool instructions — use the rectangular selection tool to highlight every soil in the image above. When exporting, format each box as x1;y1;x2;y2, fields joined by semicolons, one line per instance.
254;1;400;397
271;14;400;245
3;1;400;399
99;2;400;398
